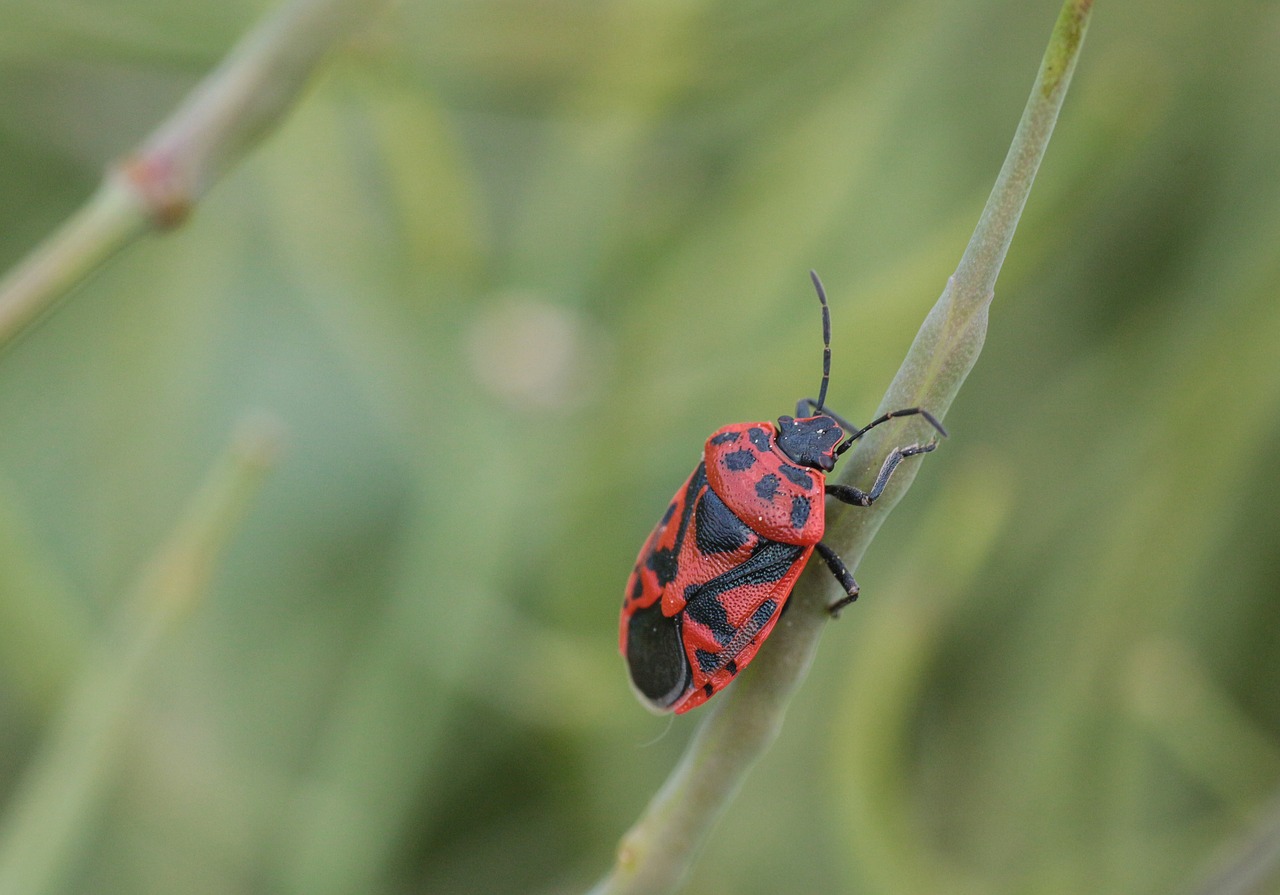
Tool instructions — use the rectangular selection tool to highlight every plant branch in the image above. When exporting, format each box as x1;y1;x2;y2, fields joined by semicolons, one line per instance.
0;0;390;351
1188;787;1280;895
590;2;1093;892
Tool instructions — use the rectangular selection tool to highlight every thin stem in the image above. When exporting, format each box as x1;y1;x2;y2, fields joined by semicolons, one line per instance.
590;2;1093;892
0;0;390;351
0;174;148;349
1188;790;1280;895
953;0;1094;300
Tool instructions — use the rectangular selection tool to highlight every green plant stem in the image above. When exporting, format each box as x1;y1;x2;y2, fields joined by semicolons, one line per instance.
589;2;1093;893
0;0;389;351
1188;789;1280;895
0;418;280;895
0;174;149;351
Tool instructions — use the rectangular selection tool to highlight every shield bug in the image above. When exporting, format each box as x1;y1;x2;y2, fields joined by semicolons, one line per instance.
620;272;945;713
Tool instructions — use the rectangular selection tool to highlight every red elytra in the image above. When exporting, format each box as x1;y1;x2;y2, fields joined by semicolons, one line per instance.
619;272;946;714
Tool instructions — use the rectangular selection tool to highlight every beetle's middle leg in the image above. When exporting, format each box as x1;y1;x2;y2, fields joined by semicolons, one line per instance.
814;541;859;617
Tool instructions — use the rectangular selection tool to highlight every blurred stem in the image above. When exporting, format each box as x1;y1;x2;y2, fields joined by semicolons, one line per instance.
1188;789;1280;895
0;419;280;895
589;2;1093;893
0;0;389;350
0;476;92;712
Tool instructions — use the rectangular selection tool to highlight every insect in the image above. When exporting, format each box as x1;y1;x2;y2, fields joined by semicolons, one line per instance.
619;271;946;714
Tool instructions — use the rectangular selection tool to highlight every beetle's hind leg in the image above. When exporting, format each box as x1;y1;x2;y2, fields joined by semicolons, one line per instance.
815;541;859;617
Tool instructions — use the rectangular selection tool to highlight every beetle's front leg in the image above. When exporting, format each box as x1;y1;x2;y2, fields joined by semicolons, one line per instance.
825;441;938;508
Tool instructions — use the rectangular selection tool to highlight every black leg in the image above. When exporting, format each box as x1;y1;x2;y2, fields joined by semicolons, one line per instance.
826;441;938;508
834;407;948;456
815;541;859;617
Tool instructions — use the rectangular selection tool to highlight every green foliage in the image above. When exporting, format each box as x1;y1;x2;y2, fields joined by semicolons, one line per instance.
0;1;1277;894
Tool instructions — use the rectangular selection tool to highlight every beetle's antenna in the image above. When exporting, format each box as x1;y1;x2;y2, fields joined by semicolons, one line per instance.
810;270;831;413
833;407;948;456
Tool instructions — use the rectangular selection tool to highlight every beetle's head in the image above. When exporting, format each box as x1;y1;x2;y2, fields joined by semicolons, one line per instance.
775;415;844;471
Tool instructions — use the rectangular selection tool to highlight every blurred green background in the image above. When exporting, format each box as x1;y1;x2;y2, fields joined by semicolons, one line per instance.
1;1;1279;893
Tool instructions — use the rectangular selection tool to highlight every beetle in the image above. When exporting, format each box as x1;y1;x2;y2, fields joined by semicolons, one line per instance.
619;271;946;714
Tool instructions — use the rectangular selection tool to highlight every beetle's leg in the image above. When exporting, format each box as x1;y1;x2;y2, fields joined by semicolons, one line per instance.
825;441;938;507
834;408;947;456
794;398;858;431
815;541;859;617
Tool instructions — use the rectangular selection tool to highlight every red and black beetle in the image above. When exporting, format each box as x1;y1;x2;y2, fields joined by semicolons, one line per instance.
620;272;945;714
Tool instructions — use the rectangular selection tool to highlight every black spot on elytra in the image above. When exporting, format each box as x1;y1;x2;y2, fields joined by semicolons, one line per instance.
725;659;739;676
779;464;814;489
694;488;752;554
645;464;708;588
647;548;679;586
683;584;736;646
755;474;780;501
630;574;643;602
695;648;720;674
625;601;690;708
747;427;773;452
682;541;804;646
750;599;778;629
723;449;756;471
790;495;811;530
709;430;740;445
703;683;715;697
